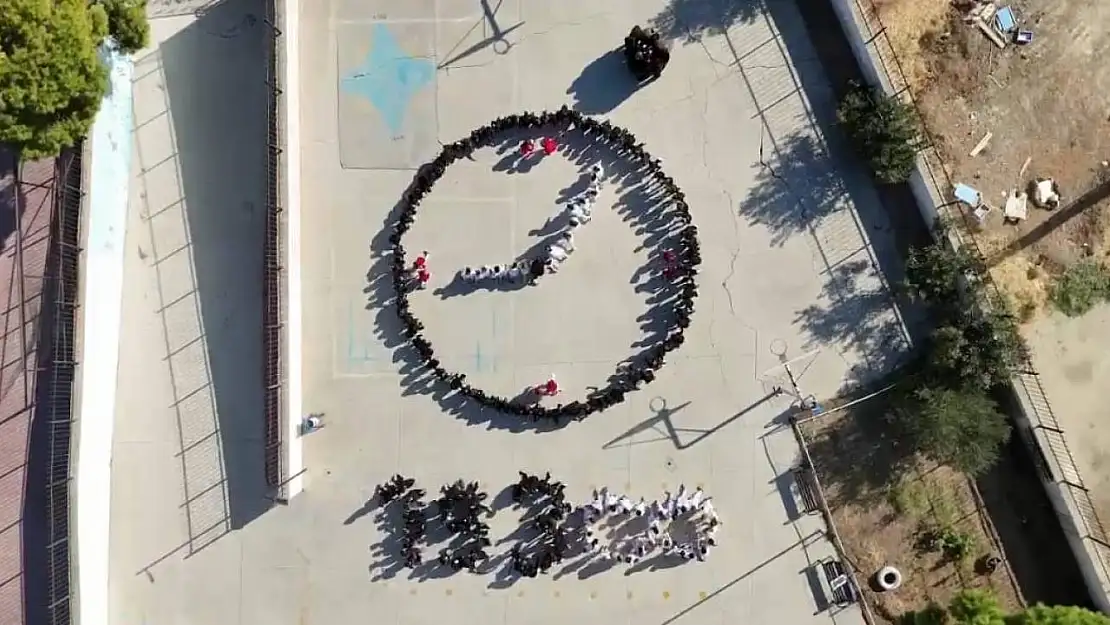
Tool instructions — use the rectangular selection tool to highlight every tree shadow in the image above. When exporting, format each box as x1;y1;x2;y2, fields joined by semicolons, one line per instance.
737;133;852;248
799;381;914;508
648;0;764;44
566;48;642;114
794;259;912;388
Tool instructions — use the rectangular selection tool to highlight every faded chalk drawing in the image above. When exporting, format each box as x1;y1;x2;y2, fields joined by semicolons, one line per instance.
341;23;434;136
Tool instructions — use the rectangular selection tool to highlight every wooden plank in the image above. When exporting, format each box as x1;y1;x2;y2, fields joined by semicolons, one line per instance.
977;19;1007;48
970;132;993;157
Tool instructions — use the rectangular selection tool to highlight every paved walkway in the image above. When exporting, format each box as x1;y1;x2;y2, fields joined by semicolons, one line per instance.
109;2;270;622
0;151;55;625
108;0;908;623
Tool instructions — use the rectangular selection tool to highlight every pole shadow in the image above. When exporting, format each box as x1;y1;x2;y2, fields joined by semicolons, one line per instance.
603;390;781;450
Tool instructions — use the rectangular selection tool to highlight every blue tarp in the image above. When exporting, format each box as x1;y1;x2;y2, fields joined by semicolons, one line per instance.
995;6;1017;33
954;183;981;206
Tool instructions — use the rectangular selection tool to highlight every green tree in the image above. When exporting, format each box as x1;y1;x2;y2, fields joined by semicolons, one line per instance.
903;241;982;314
949;589;1006;625
98;0;150;54
837;80;922;184
0;0;109;158
925;308;1024;390
899;603;951;625
892;385;1011;475
1010;605;1110;625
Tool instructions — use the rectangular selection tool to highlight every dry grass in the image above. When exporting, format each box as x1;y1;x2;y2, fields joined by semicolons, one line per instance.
869;0;953;91
799;395;1023;624
872;0;1110;318
969;227;1051;322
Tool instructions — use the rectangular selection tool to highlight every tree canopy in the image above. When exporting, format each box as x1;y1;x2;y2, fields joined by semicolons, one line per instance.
100;0;151;55
1012;605;1110;625
892;385;1011;476
836;80;922;184
899;590;1110;625
0;0;149;159
0;0;109;158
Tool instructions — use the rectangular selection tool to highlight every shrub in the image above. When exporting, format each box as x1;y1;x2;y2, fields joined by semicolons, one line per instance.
1050;259;1110;317
948;589;1006;625
837;81;922;184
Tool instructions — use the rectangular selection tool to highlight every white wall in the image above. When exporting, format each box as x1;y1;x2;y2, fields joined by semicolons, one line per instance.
74;46;134;625
279;0;305;499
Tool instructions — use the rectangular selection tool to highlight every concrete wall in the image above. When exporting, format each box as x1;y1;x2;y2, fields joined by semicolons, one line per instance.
277;0;305;499
74;46;134;625
825;0;1110;611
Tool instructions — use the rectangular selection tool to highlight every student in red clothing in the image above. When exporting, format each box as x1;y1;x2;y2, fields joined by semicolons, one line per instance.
411;250;429;273
536;374;559;396
541;136;558;155
520;139;535;156
416;268;431;289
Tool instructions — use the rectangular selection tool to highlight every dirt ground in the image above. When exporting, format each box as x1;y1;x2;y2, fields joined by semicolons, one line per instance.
799;395;1024;623
868;0;1110;319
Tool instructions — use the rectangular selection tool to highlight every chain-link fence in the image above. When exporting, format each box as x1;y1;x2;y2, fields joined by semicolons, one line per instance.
40;146;84;625
262;0;287;498
844;0;1110;597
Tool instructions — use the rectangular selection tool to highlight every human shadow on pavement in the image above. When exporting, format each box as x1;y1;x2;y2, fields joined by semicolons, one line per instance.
567;48;642;114
368;125;692;433
160;0;271;542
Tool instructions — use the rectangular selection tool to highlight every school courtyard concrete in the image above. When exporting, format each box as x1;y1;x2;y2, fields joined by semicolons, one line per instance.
105;0;910;623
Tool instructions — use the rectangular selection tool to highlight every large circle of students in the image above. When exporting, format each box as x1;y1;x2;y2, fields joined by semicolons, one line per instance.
388;106;701;424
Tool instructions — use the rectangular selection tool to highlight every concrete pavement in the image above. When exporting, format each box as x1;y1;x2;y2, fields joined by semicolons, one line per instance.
106;0;907;622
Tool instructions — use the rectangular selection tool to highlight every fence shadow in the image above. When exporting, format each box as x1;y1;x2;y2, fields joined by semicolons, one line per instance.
161;0;272;533
7;152;66;625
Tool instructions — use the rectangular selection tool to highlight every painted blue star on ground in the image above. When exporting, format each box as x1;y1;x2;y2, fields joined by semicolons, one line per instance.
342;23;435;136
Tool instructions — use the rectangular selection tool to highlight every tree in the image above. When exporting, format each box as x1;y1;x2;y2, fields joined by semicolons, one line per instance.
948;590;1006;625
1011;605;1110;625
892;385;1011;475
899;592;1110;625
837;80;922;184
903;241;982;315
926;309;1024;390
899;602;952;625
98;0;150;54
0;0;109;158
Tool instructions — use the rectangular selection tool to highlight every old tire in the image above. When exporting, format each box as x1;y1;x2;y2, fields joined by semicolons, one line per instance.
876;566;902;591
